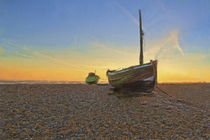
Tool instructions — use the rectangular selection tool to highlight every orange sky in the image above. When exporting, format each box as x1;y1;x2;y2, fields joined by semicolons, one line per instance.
0;30;210;83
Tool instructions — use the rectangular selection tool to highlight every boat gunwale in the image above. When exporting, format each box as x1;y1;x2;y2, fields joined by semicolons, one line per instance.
107;61;154;76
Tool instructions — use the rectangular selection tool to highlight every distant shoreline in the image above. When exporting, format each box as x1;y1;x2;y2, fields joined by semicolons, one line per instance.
0;80;209;85
0;80;108;84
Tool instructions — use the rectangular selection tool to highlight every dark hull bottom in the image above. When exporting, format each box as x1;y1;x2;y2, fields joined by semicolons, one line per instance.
86;81;98;85
112;80;156;93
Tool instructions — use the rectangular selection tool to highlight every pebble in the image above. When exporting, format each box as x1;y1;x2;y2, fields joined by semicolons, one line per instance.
0;84;209;139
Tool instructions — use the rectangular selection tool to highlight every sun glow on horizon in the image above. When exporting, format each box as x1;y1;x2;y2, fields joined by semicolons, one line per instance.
0;29;209;83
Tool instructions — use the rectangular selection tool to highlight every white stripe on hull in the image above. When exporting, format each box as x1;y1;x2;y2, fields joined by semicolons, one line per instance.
143;76;154;81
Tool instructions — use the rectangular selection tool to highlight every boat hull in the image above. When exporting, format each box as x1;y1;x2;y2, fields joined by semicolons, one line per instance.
106;60;157;92
86;80;99;85
85;73;99;85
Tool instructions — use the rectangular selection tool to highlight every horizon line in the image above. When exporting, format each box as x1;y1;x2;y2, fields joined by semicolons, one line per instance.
0;80;209;84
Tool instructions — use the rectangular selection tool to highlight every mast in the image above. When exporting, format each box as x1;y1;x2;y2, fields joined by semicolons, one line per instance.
139;9;144;65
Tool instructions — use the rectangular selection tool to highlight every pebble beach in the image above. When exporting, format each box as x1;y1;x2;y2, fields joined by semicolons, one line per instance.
0;83;209;139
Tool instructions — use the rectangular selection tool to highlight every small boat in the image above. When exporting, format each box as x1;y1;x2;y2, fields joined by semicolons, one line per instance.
85;72;100;85
106;10;157;92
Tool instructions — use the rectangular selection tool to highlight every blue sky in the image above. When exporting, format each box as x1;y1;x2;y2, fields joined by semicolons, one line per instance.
0;0;209;50
0;0;210;82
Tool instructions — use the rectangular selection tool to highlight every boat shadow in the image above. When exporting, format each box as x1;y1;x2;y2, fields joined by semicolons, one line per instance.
108;88;155;99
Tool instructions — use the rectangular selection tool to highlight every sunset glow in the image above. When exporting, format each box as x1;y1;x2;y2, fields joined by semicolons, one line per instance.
0;0;209;82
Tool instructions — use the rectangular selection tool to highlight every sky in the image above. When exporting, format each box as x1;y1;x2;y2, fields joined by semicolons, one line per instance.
0;0;210;82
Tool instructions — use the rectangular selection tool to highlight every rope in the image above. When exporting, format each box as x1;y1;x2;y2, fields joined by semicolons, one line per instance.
155;85;203;110
156;86;171;97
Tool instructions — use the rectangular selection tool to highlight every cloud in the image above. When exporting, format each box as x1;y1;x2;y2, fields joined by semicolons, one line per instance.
22;47;101;71
144;29;184;61
170;30;184;56
91;42;135;56
0;39;34;58
113;1;138;25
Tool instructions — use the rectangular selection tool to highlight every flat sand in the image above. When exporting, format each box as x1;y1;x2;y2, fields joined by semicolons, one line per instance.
0;84;209;139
